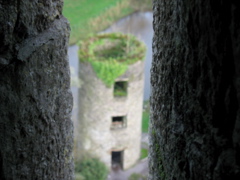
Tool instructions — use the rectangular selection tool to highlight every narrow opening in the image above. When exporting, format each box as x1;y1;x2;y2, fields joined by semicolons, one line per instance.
111;116;127;129
114;81;128;97
111;150;124;170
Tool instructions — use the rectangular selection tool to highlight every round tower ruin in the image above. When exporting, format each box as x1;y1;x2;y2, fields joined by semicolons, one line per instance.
76;33;146;169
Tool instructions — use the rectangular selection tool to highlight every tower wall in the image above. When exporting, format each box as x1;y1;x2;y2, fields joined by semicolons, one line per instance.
77;60;144;169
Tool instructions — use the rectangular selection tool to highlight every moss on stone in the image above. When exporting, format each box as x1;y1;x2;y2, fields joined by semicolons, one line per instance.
152;130;166;179
79;33;146;87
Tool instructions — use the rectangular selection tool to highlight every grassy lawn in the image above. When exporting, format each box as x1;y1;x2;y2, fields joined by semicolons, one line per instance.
140;148;148;159
142;111;149;133
63;0;152;45
142;100;150;133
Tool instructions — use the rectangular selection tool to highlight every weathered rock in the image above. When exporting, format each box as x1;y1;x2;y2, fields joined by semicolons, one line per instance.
0;1;73;179
149;1;240;180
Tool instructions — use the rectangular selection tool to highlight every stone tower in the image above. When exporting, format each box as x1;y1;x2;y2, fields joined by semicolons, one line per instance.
76;33;146;169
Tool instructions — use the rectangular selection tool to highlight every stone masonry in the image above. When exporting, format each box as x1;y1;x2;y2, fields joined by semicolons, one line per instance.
76;60;144;170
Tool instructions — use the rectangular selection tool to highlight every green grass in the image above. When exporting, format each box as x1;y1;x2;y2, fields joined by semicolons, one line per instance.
79;33;146;87
63;0;152;45
142;111;149;133
63;0;132;44
128;173;147;180
140;148;148;159
142;100;150;133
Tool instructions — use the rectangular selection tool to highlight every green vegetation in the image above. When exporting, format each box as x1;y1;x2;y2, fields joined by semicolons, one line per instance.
63;0;152;44
79;33;146;87
114;89;127;97
142;111;149;133
114;81;128;97
75;158;108;180
128;173;147;180
151;130;166;179
140;148;148;159
142;100;150;133
75;173;85;180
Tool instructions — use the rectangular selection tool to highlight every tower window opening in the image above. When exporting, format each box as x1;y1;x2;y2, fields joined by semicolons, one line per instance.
111;116;127;129
114;81;128;97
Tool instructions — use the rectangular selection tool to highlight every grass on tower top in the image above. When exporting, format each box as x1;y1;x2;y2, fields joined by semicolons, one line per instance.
79;33;146;87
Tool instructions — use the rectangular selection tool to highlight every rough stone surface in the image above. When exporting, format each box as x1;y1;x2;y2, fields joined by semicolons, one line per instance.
0;1;73;179
77;61;144;170
149;1;240;180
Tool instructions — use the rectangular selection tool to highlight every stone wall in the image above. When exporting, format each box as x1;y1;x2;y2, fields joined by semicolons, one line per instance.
0;1;73;179
149;0;240;180
77;60;144;169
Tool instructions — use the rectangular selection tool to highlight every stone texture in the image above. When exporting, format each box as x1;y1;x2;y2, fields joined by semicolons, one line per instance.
0;1;73;179
149;1;240;180
76;60;144;170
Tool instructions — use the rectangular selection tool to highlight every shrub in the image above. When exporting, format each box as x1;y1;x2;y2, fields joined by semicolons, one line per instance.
75;173;85;180
75;158;108;180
